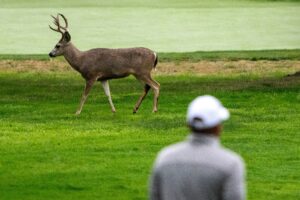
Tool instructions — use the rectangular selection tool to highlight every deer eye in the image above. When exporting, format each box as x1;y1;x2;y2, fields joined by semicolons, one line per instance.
55;45;61;48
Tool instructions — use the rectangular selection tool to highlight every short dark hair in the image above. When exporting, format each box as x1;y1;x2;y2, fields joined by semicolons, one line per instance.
189;125;217;134
189;117;221;134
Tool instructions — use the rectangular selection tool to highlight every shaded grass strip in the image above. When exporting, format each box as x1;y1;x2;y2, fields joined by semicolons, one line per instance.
159;49;300;62
0;49;300;62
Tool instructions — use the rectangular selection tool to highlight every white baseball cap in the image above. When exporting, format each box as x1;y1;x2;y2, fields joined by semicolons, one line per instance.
187;95;230;129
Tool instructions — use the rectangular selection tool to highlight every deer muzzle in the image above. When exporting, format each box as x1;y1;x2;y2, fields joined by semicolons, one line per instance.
49;52;55;57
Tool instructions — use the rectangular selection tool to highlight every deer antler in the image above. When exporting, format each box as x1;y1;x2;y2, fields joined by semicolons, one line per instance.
49;13;69;34
58;13;68;31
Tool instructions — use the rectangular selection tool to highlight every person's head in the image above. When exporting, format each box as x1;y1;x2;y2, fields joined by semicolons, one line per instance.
186;95;230;136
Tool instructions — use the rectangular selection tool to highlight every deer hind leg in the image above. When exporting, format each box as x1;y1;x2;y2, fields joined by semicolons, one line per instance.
133;75;160;113
101;80;116;113
133;84;151;113
76;79;96;115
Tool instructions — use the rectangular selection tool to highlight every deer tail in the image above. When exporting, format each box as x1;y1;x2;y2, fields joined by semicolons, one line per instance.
153;52;158;71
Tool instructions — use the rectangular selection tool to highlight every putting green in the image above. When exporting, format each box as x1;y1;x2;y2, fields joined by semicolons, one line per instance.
0;1;299;53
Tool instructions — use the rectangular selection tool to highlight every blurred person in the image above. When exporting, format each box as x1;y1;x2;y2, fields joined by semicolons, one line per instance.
149;95;246;200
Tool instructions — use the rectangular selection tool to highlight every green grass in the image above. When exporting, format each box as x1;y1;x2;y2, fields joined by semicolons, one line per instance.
1;0;299;8
0;0;299;53
159;49;300;62
0;0;300;199
1;49;300;62
0;68;299;199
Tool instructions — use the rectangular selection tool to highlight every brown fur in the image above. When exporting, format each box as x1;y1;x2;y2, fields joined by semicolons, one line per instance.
49;14;160;115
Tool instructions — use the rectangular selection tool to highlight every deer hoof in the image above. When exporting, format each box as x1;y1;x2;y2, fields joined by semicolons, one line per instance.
75;111;81;115
133;107;138;114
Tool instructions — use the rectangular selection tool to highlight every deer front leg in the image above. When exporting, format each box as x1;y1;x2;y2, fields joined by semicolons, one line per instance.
101;80;116;113
75;79;96;115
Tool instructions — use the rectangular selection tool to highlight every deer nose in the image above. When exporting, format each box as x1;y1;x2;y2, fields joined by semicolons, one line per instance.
49;52;55;57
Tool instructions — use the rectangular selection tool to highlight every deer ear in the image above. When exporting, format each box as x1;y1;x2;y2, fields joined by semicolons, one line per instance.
63;32;71;42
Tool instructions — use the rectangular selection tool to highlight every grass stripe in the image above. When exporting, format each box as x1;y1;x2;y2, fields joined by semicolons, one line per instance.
1;49;300;62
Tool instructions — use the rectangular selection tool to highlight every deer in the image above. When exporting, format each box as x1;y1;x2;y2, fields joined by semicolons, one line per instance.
48;14;160;115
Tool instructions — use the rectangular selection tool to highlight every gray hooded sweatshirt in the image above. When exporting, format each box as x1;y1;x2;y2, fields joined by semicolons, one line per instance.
149;134;246;200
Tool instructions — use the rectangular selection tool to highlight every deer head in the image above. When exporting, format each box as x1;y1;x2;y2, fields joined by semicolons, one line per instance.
49;14;71;57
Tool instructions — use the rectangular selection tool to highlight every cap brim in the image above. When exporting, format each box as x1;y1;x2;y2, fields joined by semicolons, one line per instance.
219;107;230;121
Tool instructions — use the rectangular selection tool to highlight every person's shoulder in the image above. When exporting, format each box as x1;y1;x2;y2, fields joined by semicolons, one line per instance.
158;141;187;158
154;141;188;166
218;146;245;166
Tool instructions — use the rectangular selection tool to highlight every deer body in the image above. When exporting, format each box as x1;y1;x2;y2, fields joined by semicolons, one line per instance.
64;45;156;81
49;14;159;115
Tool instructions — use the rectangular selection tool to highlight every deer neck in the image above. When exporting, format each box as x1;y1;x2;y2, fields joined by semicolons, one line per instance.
63;42;83;72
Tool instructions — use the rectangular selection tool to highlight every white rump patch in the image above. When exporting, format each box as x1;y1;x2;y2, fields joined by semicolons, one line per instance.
153;52;157;71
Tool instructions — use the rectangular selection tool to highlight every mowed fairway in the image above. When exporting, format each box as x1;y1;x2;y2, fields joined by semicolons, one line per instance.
0;57;299;200
0;0;300;53
0;0;300;199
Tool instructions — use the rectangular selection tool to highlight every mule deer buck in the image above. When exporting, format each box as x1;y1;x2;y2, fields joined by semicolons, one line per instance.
48;14;160;115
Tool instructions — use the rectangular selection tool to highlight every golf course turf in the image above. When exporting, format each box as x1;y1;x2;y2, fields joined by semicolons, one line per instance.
0;0;300;199
0;53;299;199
